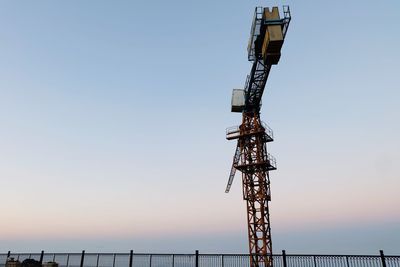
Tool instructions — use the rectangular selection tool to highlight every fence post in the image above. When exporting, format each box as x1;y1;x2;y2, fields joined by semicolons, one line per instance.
7;251;11;258
129;250;133;267
221;255;224;267
80;250;85;267
172;254;174;267
282;250;287;267
39;250;44;264
195;250;199;267
380;250;387;267
313;255;317;267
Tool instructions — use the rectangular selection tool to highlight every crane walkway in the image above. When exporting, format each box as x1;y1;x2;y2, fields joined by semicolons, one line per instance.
226;122;274;141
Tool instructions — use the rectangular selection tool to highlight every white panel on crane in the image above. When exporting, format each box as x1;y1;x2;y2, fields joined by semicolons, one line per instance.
231;89;245;113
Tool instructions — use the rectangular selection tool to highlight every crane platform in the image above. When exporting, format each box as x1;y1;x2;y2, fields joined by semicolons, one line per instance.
226;122;274;141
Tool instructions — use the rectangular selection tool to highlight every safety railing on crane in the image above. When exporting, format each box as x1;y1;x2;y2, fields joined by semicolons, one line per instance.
266;152;277;170
226;122;273;141
234;152;276;171
247;7;264;61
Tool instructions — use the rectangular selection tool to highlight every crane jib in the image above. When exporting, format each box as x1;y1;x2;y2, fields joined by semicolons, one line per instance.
244;59;272;112
243;6;291;112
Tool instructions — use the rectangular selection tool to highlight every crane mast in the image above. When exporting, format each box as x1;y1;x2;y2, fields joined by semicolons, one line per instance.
225;6;291;267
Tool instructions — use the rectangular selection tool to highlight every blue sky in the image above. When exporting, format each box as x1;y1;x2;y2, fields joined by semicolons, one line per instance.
0;0;399;254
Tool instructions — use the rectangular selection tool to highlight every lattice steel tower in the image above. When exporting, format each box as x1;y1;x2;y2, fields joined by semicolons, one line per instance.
225;6;291;267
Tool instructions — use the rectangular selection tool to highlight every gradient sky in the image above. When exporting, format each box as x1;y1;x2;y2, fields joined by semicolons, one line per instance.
0;0;399;254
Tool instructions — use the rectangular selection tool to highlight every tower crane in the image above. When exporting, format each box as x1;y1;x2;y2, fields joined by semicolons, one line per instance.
225;6;291;267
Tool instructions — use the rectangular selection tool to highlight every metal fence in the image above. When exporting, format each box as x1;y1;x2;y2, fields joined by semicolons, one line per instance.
1;250;399;267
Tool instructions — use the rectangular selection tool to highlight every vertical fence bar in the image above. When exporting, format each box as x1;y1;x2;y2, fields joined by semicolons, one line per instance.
39;251;44;264
80;250;85;267
96;254;100;267
66;254;70;267
380;250;387;267
345;256;350;267
282;250;287;267
222;255;224;267
172;254;174;267
7;251;11;258
129;250;133;267
149;255;152;267
195;250;199;267
112;254;116;267
313;255;317;267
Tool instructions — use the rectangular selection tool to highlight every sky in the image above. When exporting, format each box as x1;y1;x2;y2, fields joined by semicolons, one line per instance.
0;0;399;255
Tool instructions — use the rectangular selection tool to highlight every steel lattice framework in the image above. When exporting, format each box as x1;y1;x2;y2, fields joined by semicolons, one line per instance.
238;112;275;267
225;6;291;267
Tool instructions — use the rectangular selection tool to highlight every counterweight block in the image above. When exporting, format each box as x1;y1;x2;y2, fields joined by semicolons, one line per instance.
261;7;284;65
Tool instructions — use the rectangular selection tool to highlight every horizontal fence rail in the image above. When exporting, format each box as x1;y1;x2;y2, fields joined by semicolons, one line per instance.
1;250;399;267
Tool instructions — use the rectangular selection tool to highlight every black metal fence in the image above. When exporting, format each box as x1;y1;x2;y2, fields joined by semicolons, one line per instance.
1;250;399;267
